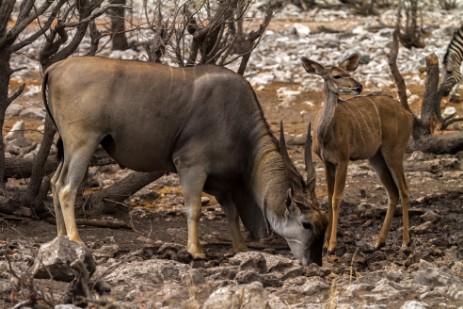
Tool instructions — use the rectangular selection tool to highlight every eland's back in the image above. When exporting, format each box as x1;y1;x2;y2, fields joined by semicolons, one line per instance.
46;56;259;174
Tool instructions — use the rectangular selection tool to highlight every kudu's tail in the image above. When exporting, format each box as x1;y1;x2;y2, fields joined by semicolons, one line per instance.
42;69;64;162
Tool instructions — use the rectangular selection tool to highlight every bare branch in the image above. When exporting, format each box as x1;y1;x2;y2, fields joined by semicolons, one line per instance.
6;0;54;44
11;0;68;52
16;0;34;24
6;83;25;105
388;29;412;113
0;1;15;46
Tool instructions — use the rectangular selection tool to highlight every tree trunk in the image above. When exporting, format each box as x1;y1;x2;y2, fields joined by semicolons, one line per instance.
413;132;463;154
87;171;165;215
25;115;56;212
0;49;12;194
419;53;442;135
110;0;129;51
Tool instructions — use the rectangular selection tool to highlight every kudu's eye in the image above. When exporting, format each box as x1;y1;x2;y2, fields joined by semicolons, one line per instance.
333;75;342;80
302;222;312;230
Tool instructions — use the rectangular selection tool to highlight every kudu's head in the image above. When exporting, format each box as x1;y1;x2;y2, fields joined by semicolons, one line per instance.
301;53;363;95
278;122;328;266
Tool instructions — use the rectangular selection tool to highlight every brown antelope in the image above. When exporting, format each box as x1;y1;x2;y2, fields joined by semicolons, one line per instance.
301;53;413;253
43;56;328;265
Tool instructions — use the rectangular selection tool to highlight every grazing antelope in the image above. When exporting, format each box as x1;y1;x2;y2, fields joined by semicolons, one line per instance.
43;56;328;265
301;53;413;253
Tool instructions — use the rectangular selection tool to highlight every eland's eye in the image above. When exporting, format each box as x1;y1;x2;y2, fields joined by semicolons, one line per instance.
333;75;342;79
302;222;312;230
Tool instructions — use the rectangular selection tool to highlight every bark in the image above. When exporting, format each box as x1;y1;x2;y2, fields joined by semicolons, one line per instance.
87;171;165;215
413;132;463;154
25;116;56;210
419;53;442;135
6;157;58;179
0;49;12;193
7;149;116;180
109;0;129;51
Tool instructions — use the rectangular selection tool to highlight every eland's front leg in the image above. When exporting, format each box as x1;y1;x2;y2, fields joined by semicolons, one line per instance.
217;194;248;253
177;166;208;259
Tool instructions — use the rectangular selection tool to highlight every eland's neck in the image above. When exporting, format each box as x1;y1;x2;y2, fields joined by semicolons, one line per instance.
249;133;289;232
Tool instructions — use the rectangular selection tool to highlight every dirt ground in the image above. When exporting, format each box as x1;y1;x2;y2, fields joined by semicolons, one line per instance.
1;14;463;308
1;74;463;306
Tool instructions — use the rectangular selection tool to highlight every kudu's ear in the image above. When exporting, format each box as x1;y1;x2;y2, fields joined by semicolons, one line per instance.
304;122;319;208
339;53;360;72
301;57;325;75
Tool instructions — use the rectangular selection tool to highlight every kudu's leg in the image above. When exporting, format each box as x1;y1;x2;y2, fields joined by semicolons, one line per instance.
369;153;400;249
51;161;66;236
382;153;410;249
328;162;348;254
177;166;208;259
216;194;247;253
324;163;336;250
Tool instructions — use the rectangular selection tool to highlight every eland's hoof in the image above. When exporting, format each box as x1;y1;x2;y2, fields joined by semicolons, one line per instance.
187;244;206;260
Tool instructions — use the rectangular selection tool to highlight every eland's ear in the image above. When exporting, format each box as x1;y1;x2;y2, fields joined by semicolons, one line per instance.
339;53;360;72
304;122;319;208
301;57;325;75
284;188;301;216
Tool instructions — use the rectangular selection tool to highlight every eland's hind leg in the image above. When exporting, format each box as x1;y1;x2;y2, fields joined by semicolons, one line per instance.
55;139;101;244
51;160;66;236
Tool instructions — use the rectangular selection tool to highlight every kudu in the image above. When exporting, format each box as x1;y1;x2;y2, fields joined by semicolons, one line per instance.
301;53;413;253
43;56;327;265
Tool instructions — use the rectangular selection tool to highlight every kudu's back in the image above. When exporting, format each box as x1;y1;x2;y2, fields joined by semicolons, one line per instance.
314;94;413;162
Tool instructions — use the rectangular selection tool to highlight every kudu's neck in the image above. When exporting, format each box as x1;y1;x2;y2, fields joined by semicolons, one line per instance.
317;82;338;145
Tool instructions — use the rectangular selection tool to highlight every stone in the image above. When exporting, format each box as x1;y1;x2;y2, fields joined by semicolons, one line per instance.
203;281;282;309
401;301;428;309
19;106;46;119
103;259;189;285
451;261;463;279
410;221;433;234
55;305;81;309
93;244;120;260
238;252;268;273
6;103;22;116
235;270;261;284
292;23;310;36
32;237;96;282
413;259;456;288
283;276;329;296
366;278;407;301
205;266;239;281
419;211;441;223
6;120;25;141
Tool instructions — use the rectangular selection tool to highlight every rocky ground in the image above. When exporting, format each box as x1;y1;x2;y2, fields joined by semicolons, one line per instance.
1;1;463;308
